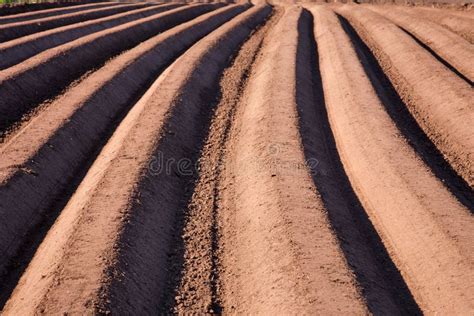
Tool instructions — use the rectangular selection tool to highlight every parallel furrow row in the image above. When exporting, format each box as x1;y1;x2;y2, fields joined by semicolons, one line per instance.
0;2;472;315
0;2;153;42
336;4;473;188
0;3;183;70
1;4;271;315
313;5;473;314
367;5;474;83
0;2;123;24
405;6;474;43
171;7;279;313
0;0;239;291
216;7;367;314
299;6;421;314
0;3;223;136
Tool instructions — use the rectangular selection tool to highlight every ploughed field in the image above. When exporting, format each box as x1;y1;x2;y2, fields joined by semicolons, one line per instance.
0;1;473;314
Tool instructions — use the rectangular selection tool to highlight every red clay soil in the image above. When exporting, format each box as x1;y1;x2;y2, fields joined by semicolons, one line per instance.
405;6;474;43
0;1;472;315
0;3;222;135
172;6;279;313
2;5;270;314
0;1;118;19
216;6;368;314
0;3;184;70
336;4;474;188
0;2;246;282
313;5;473;313
366;4;474;82
0;2;150;42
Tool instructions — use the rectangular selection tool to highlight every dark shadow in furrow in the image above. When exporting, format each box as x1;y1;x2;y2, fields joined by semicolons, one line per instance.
0;121;115;309
398;26;473;86
0;4;183;70
139;38;256;315
337;15;474;212
101;9;272;312
0;41;201;310
0;5;220;138
210;184;223;314
297;9;421;314
0;1;107;18
103;78;221;315
207;41;263;313
0;4;144;43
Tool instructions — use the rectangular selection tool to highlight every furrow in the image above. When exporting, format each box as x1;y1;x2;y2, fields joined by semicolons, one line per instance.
0;3;183;70
0;3;470;314
0;3;152;43
336;13;474;214
408;6;474;43
294;4;422;314
415;6;474;20
0;1;118;17
441;8;474;19
170;7;280;314
367;5;474;83
336;5;474;188
0;3;247;297
315;5;474;314
217;6;367;314
2;4;268;315
0;3;222;137
0;2;123;24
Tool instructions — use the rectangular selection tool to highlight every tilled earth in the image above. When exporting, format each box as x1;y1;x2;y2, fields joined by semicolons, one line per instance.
0;1;473;314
